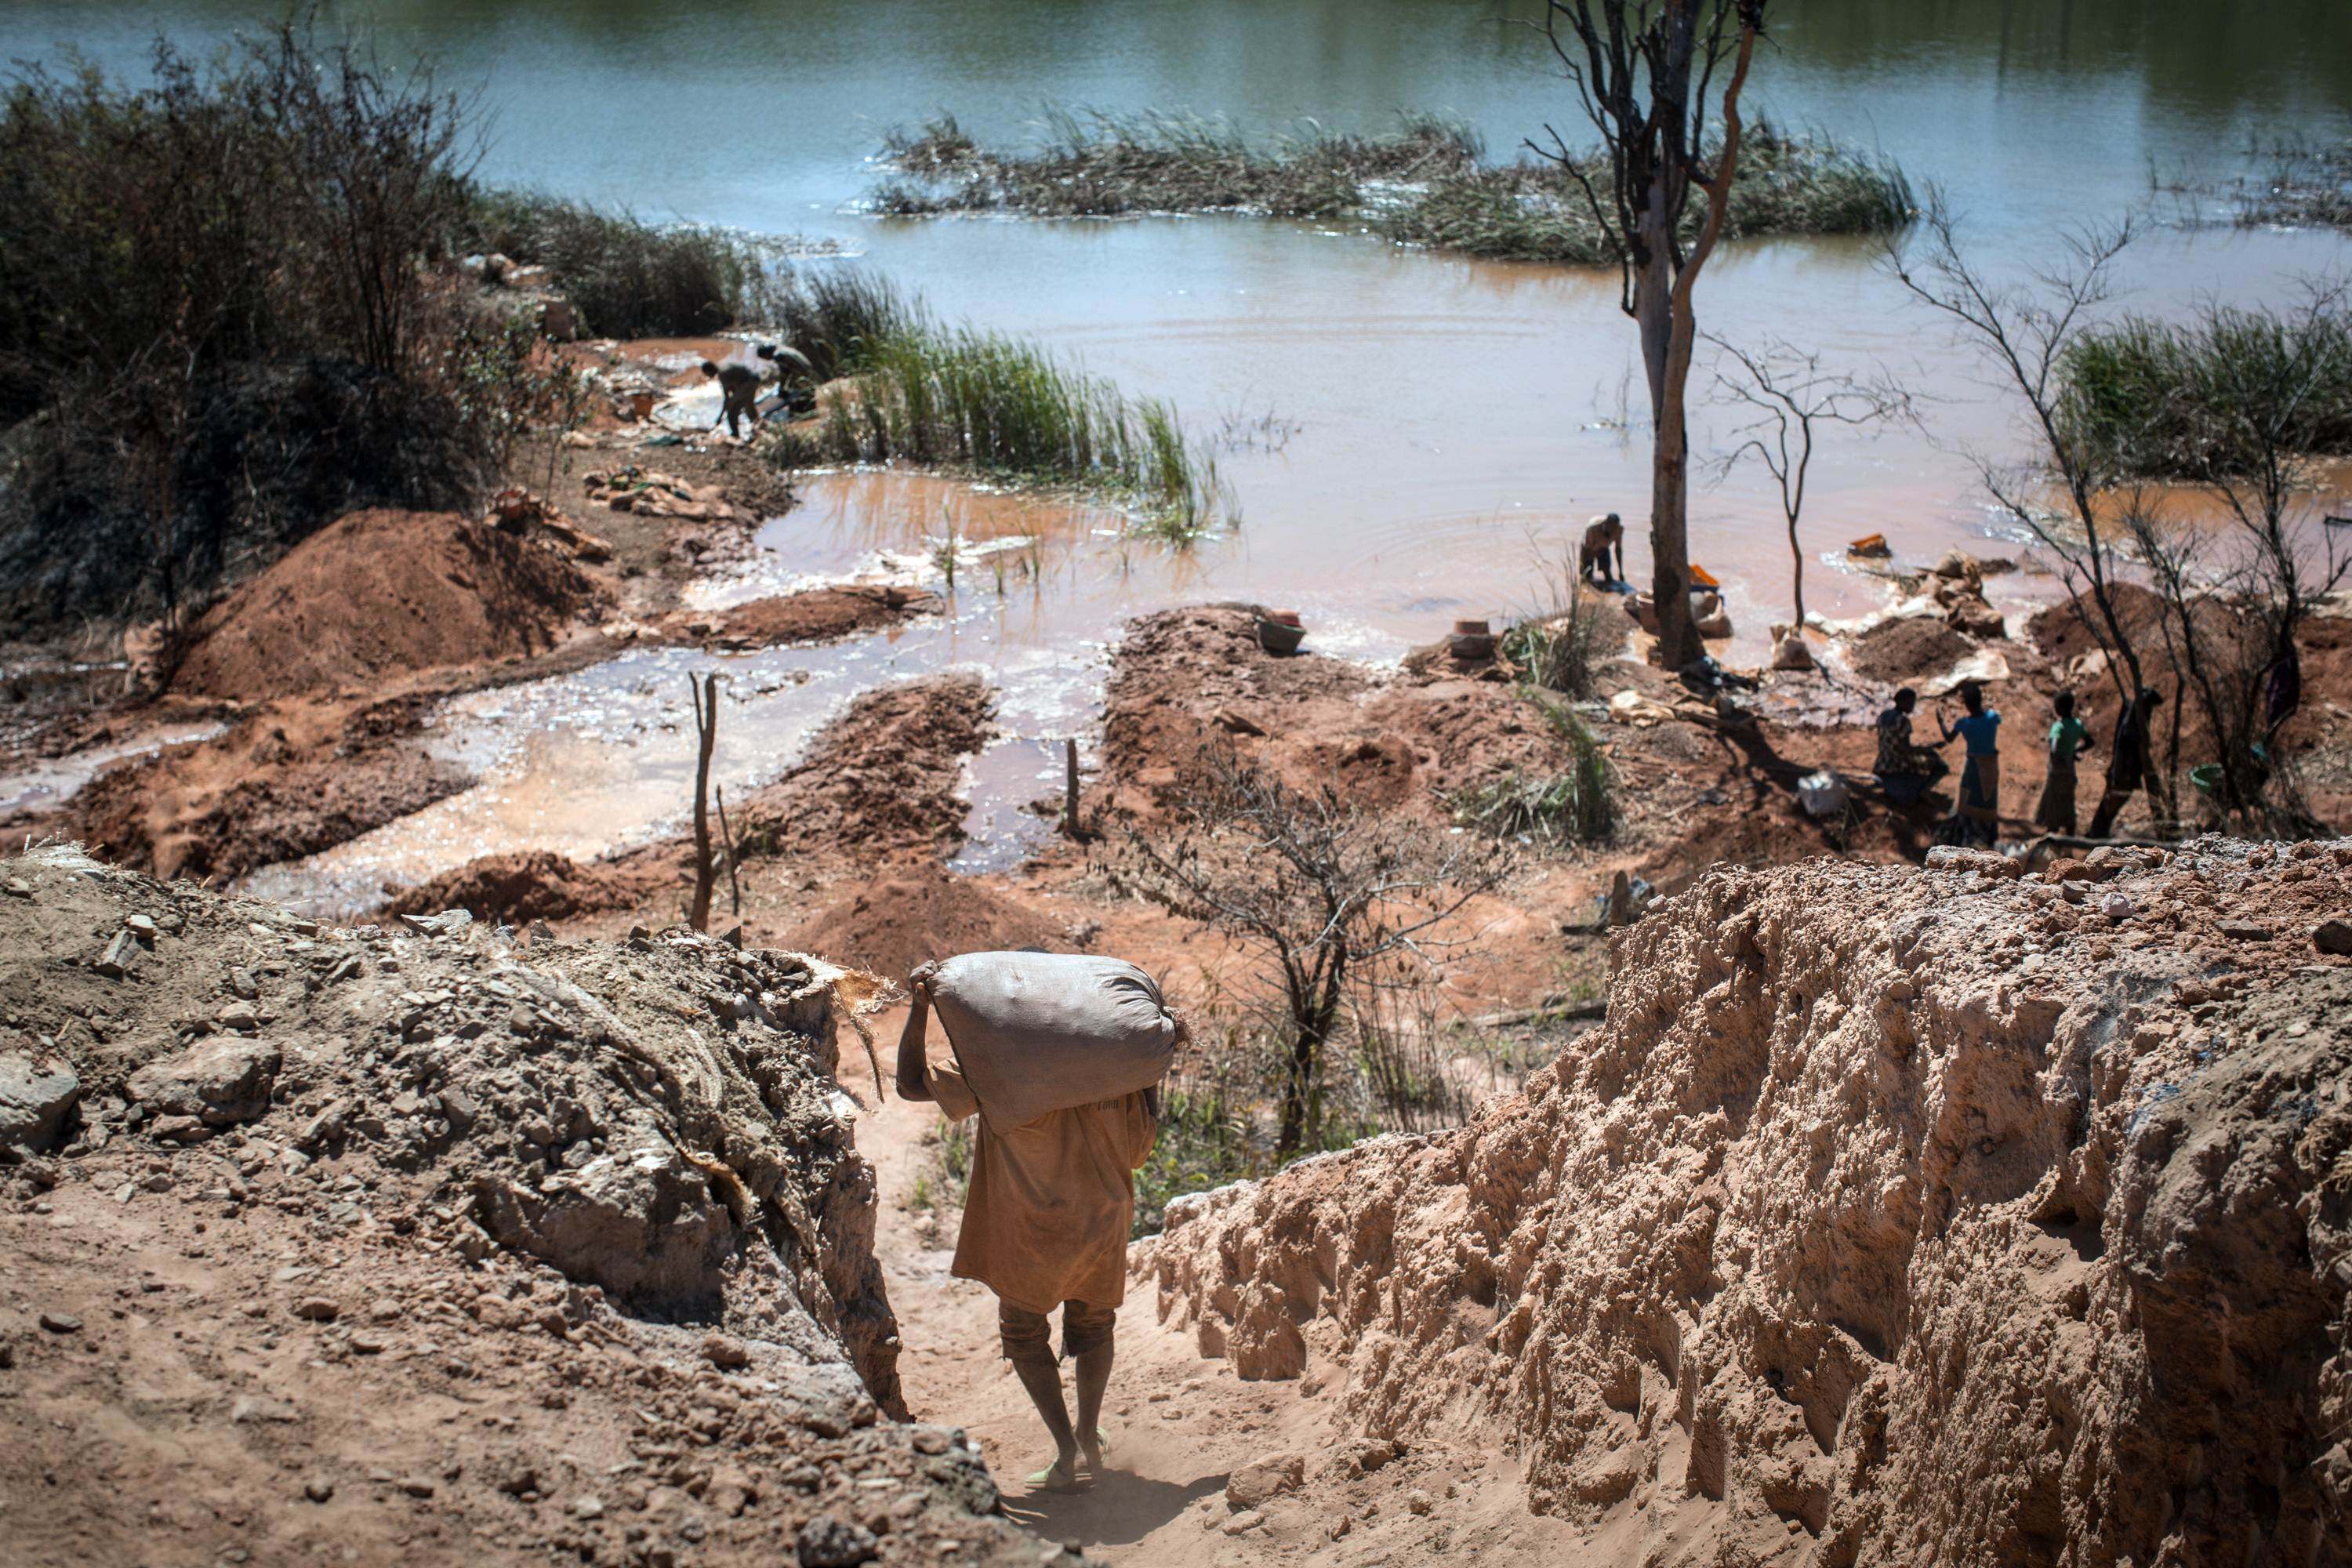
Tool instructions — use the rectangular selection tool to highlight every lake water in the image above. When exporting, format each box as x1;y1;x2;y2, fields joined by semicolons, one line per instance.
13;0;2350;908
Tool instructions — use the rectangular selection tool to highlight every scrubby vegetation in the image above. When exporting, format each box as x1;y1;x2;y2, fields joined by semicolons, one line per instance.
875;107;1478;220
775;318;1229;531
873;109;1913;263
2237;139;2352;233
2059;298;2352;479
0;26;575;634
454;191;787;340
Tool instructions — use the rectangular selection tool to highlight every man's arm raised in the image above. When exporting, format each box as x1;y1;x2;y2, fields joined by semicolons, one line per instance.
895;964;937;1103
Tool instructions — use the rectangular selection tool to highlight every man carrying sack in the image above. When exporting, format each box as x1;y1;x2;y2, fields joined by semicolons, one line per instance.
892;951;1178;1491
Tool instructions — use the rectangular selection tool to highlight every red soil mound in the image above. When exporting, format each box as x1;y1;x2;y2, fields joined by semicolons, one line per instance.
173;509;601;702
1845;613;1975;685
778;857;1062;980
381;851;628;926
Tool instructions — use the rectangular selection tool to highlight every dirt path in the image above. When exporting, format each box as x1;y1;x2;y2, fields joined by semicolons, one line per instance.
851;1014;1588;1568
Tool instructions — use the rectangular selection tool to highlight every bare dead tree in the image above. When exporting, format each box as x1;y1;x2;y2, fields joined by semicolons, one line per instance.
688;673;721;931
1533;0;1769;668
1706;336;1915;631
1882;195;2157;720
1110;746;1507;1154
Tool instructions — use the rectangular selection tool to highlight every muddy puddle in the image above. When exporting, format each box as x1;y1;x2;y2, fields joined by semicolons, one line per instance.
241;469;1414;917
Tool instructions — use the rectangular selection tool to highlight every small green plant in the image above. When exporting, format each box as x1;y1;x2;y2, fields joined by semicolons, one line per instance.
940;1118;972;1191
1450;708;1615;848
1132;1085;1261;1238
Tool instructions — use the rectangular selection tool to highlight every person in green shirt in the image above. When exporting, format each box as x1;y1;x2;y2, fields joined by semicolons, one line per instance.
2033;690;2095;835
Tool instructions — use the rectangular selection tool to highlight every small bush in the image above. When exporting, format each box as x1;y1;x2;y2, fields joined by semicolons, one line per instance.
455;190;789;340
1503;579;1614;700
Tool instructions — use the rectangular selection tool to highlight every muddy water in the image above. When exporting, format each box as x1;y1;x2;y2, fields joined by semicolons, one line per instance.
15;0;2350;906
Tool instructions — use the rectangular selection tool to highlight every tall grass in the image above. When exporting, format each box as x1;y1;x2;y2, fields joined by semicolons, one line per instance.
2058;301;2352;478
874;110;1911;263
771;270;915;383
785;325;1228;529
456;190;790;339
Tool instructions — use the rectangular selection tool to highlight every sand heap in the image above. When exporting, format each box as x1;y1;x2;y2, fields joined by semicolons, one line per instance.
0;846;1033;1567
172;508;602;702
1145;840;2352;1566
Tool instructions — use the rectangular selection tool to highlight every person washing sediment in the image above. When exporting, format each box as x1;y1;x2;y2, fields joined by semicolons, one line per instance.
892;950;1178;1492
1578;512;1626;586
700;358;764;439
757;341;815;413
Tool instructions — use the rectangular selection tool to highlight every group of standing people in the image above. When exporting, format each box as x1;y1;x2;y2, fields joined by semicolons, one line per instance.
1874;681;2167;847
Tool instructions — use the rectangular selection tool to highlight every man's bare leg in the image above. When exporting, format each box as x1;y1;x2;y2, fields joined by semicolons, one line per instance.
1011;1360;1080;1488
1073;1342;1113;1472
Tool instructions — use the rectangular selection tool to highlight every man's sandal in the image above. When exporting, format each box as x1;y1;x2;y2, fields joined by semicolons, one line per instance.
1025;1457;1082;1492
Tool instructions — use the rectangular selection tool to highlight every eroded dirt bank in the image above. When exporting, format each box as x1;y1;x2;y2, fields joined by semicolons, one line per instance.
0;845;1034;1568
1145;840;2352;1566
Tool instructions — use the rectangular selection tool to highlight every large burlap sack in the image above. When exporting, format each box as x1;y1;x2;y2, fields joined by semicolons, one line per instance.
927;952;1178;1127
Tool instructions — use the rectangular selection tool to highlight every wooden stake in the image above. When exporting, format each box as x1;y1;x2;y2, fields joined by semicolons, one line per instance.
715;783;742;918
1062;737;1081;839
688;673;720;932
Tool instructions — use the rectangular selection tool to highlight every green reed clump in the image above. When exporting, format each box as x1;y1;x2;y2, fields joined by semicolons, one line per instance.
875;110;1909;264
771;268;917;383
2058;301;2352;478
790;325;1226;530
457;190;789;339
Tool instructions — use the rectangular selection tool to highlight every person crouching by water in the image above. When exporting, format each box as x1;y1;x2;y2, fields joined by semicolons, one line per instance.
893;959;1163;1492
2033;689;2094;837
1936;680;2002;845
700;358;763;439
1578;513;1626;586
1872;686;1947;785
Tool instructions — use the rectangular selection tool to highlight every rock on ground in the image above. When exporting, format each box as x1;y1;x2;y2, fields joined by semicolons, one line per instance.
1145;837;2352;1567
0;842;1034;1568
0;1050;79;1153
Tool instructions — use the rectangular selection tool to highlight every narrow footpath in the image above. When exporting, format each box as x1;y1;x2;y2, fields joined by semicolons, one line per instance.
851;1028;1588;1568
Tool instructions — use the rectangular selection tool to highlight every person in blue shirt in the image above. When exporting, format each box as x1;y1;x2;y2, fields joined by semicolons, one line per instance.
1936;680;2002;846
